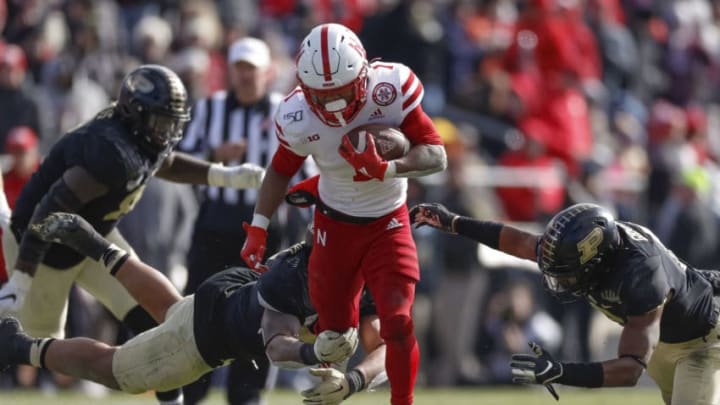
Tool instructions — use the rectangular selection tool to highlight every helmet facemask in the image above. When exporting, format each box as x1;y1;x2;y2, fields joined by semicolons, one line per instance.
300;66;368;127
540;257;604;301
138;107;189;151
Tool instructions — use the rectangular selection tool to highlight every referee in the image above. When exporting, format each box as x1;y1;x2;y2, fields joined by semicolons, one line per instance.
178;37;283;405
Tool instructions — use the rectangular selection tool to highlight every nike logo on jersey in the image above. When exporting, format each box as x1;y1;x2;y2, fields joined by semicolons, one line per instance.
0;294;16;303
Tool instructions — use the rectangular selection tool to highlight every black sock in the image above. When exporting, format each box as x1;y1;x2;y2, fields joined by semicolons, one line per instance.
156;388;184;404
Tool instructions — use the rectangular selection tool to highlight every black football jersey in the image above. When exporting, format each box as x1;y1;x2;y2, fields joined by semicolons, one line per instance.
11;107;169;268
587;221;717;343
192;242;377;367
192;267;263;367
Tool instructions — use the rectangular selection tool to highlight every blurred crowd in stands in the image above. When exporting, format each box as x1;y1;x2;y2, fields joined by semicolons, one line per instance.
2;0;720;396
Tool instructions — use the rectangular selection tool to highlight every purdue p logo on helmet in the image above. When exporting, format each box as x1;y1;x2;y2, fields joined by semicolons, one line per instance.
538;204;620;299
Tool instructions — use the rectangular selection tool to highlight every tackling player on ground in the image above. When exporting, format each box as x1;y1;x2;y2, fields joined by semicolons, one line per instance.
411;202;720;404
0;212;386;405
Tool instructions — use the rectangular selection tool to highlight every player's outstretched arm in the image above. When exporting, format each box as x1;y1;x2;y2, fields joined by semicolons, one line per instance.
260;307;313;369
155;151;265;189
30;213;181;323
242;165;294;270
409;202;540;261
510;305;663;396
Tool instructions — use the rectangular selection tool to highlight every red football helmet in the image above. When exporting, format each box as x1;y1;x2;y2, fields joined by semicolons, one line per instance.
296;23;368;127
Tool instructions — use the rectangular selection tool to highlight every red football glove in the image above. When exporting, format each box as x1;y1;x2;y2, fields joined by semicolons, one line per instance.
339;133;389;181
241;222;269;273
285;175;320;208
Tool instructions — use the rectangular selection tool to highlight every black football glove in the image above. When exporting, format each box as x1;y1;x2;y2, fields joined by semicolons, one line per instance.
408;203;459;233
29;212;110;261
511;342;561;400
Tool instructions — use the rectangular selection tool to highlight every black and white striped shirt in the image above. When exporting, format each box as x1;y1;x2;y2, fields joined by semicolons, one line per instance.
179;90;286;233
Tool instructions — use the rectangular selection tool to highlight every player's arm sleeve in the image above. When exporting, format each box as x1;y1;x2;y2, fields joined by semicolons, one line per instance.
271;120;307;177
16;166;109;274
396;65;443;146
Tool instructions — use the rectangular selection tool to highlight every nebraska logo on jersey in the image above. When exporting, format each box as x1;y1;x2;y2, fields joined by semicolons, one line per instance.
372;82;397;106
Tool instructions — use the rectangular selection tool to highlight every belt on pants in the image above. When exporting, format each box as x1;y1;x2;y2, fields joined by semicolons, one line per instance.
316;199;380;225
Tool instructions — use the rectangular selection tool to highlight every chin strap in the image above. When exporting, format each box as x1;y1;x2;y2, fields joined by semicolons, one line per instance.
334;111;347;127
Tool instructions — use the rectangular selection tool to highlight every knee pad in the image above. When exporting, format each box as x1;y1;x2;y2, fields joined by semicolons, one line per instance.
380;314;414;342
123;305;157;335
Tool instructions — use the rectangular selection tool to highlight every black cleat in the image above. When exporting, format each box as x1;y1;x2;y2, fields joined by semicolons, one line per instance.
0;317;30;371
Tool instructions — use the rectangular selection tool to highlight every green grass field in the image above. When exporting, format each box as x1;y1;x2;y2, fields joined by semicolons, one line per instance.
0;387;662;405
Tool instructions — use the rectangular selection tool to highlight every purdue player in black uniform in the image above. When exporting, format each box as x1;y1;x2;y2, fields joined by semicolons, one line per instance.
0;212;386;405
411;202;720;404
0;65;264;404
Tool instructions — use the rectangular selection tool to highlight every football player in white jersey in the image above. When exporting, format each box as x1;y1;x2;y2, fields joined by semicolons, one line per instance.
241;23;447;405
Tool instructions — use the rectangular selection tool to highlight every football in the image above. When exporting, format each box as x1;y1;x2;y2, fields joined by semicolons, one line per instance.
343;124;411;161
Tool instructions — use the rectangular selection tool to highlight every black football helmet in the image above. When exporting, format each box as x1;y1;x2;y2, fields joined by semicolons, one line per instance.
537;203;620;299
116;64;190;153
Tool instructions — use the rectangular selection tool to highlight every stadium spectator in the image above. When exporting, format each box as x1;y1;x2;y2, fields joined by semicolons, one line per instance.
0;212;385;404
0;44;40;151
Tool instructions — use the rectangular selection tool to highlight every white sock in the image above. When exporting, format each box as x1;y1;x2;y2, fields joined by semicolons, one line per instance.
0;185;10;230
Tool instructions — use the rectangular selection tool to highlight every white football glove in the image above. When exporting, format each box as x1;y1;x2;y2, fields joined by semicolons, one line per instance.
314;327;359;363
0;271;32;316
208;163;265;189
301;368;350;405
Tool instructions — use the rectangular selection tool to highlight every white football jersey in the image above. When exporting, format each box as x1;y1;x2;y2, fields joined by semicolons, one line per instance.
275;62;424;217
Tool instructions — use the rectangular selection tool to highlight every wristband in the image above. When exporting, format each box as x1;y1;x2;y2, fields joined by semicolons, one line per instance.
345;369;366;396
101;244;130;276
300;343;320;365
207;163;228;187
453;217;503;249
251;213;270;230
557;362;604;387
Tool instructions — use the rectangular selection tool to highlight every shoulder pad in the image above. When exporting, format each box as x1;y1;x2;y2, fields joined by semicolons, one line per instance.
274;88;314;145
83;118;146;188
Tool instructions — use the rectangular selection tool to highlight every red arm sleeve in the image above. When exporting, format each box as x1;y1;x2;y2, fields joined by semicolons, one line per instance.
270;145;306;177
400;105;443;146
